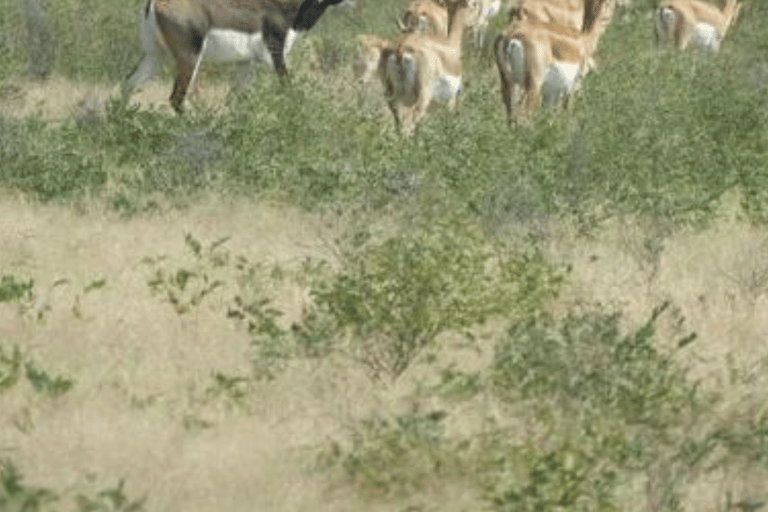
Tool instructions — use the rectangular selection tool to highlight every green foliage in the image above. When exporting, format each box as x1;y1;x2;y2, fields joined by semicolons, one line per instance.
486;304;705;510
0;343;23;392
1;0;767;225
24;360;75;398
17;0;55;79
570;52;765;225
0;342;75;397
204;371;254;411
218;73;370;206
1;460;145;512
493;302;697;431
0;459;58;512
101;99;228;213
74;479;146;512
223;254;300;381
0;115;107;202
145;234;303;380
333;410;459;499
0;0;137;81
707;411;768;468
146;234;228;315
484;440;619;512
0;275;34;303
308;212;565;378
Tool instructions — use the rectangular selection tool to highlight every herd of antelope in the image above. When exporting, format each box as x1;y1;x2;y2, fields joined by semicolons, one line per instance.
122;0;743;135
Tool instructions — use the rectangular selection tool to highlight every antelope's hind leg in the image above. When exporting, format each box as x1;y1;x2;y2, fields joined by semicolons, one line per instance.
123;53;159;99
123;5;164;99
155;12;207;113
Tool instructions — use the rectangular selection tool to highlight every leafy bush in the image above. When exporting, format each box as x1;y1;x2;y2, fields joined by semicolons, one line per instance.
492;303;697;430
307;210;565;379
483;440;619;512
486;303;704;510
0;115;107;202
332;410;460;499
1;0;767;226
144;233;302;381
24;360;75;398
0;275;34;304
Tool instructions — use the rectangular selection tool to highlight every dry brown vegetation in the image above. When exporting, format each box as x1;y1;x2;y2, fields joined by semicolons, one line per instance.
1;191;767;510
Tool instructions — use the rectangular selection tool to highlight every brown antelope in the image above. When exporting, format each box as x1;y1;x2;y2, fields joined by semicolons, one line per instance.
122;0;345;113
399;0;451;36
354;0;449;84
509;0;585;30
495;0;614;123
354;34;393;83
378;0;470;136
655;0;741;52
508;0;604;31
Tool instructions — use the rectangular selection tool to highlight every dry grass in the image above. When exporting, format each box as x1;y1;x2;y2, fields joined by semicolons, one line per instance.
0;75;238;121
0;191;766;510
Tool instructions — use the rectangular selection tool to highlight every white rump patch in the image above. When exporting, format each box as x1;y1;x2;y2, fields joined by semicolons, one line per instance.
542;61;581;107
690;22;720;52
431;74;461;103
204;28;302;67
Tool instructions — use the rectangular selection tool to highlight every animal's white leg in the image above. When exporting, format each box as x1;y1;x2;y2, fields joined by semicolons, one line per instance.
123;0;163;98
123;54;159;98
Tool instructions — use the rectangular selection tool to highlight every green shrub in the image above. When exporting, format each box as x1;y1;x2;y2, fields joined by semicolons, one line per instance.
307;210;565;379
0;275;34;304
483;440;619;512
333;410;460;499
487;304;705;510
493;303;697;430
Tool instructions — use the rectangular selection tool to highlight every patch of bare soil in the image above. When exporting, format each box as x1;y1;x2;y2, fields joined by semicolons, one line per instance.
0;195;766;510
0;75;232;120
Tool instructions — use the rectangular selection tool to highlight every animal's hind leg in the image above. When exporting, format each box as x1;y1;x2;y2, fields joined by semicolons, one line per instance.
672;7;694;50
169;51;204;113
155;10;205;113
388;99;402;133
263;21;288;78
123;53;159;99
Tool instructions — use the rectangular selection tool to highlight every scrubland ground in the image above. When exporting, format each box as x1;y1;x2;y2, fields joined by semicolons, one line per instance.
2;194;768;512
2;0;768;510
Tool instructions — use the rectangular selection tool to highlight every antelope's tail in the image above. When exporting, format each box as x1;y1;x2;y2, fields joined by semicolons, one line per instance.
655;5;678;45
382;46;419;106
